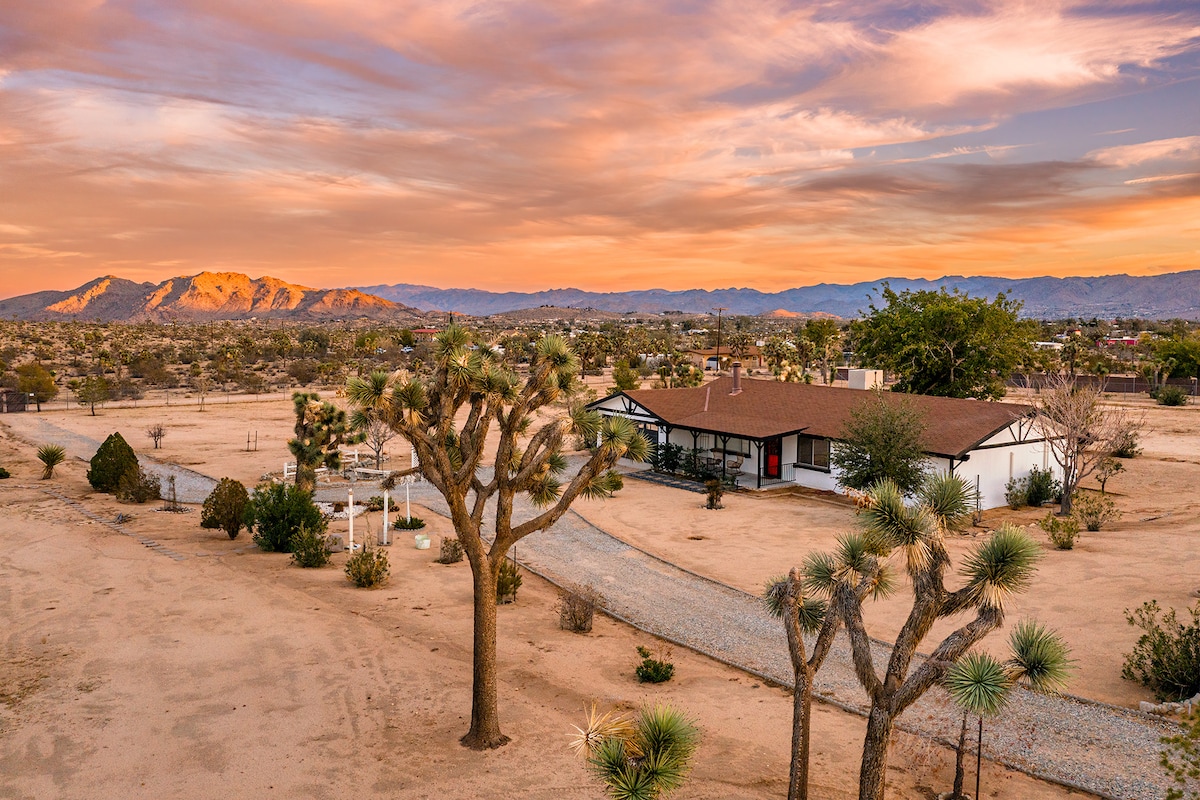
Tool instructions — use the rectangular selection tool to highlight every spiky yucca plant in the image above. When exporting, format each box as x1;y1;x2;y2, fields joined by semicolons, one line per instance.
572;703;699;800
944;622;1071;800
37;444;66;480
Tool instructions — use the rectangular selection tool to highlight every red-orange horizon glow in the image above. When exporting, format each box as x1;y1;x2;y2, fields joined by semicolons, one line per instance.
2;1;1198;299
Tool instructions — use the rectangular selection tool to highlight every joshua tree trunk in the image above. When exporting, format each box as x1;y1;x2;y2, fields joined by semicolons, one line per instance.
463;557;508;748
858;706;896;800
788;661;813;800
952;712;968;799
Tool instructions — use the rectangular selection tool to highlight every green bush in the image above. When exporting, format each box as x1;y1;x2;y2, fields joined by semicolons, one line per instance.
249;482;326;553
1072;492;1122;532
345;544;389;587
635;645;675;683
116;466;161;503
37;444;66;480
436;536;464;564
1113;429;1142;459
496;558;522;604
365;495;397;512
201;478;252;540
1158;385;1189;406
393;515;426;530
1004;476;1027;509
88;432;138;494
1123;600;1200;702
290;525;332;568
1025;466;1061;507
1039;512;1080;550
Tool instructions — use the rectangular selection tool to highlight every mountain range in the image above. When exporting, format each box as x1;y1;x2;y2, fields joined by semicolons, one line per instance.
2;269;1198;322
0;272;420;322
359;271;1200;319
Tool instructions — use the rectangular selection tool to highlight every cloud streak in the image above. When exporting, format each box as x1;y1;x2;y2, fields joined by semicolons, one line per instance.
1;0;1199;297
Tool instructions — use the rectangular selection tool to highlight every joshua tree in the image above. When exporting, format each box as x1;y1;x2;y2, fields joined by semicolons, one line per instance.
347;326;646;749
570;703;699;800
943;622;1071;800
37;444;66;480
764;563;890;800
807;474;1041;800
287;391;362;492
347;371;399;468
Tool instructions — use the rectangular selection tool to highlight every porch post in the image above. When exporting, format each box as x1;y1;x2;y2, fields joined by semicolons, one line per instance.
754;440;764;489
719;435;730;476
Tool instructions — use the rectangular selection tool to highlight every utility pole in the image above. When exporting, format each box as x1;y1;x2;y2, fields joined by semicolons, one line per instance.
712;307;728;372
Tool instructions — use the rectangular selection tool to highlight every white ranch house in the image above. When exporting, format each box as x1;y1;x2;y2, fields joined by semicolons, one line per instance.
588;369;1058;509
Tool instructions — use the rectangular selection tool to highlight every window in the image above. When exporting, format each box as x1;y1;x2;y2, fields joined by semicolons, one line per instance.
796;436;830;470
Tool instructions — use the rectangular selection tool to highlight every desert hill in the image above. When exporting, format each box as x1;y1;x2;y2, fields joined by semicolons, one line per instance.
359;270;1200;319
0;272;420;322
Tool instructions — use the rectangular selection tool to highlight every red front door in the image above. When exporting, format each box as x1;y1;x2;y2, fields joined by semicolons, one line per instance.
764;438;781;479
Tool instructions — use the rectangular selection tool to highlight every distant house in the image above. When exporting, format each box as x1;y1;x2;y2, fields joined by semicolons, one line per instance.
410;328;441;341
685;346;765;371
587;368;1056;509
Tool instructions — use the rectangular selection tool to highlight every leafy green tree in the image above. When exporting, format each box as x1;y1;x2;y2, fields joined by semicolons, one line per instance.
1156;336;1200;380
16;363;57;411
570;703;699;800
851;286;1035;399
201;477;252;539
287;391;362;492
809;474;1042;800
943;622;1071;800
74;375;110;415
88;432;137;493
247;481;325;553
346;326;647;749
611;360;641;393
831;387;929;495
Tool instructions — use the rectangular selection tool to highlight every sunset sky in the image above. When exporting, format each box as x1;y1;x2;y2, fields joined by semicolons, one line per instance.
1;1;1199;298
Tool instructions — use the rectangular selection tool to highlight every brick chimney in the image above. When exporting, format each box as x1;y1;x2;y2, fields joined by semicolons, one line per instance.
730;361;743;395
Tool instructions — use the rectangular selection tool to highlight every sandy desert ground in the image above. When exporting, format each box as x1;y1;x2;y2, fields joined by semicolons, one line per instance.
1;385;1195;799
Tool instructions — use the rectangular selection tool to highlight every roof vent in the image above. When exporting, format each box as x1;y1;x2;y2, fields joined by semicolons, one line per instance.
731;362;743;395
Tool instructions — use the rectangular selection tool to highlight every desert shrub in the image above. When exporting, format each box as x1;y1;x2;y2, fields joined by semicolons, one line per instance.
496;558;522;604
1158;385;1189;407
558;585;598;633
1025;466;1062;507
250;481;326;553
290;525;332;568
604;469;623;495
650;442;683;474
1123;600;1200;702
705;478;724;510
1039;512;1080;550
635;645;675;683
437;536;464;564
393;515;426;530
37;444;66;480
1005;476;1027;509
1161;709;1200;800
0;467;10;479
1113;429;1142;459
201;477;251;539
88;432;138;493
1072;492;1122;531
345;544;389;587
116;466;161;504
365;495;397;512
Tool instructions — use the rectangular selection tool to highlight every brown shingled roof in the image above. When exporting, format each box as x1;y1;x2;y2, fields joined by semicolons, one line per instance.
614;377;1033;458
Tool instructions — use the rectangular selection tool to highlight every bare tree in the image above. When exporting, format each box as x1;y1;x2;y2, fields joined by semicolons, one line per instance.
145;423;167;449
1034;372;1143;515
346;326;646;749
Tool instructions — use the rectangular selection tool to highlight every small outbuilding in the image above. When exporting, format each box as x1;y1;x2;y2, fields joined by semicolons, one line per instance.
587;368;1056;509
